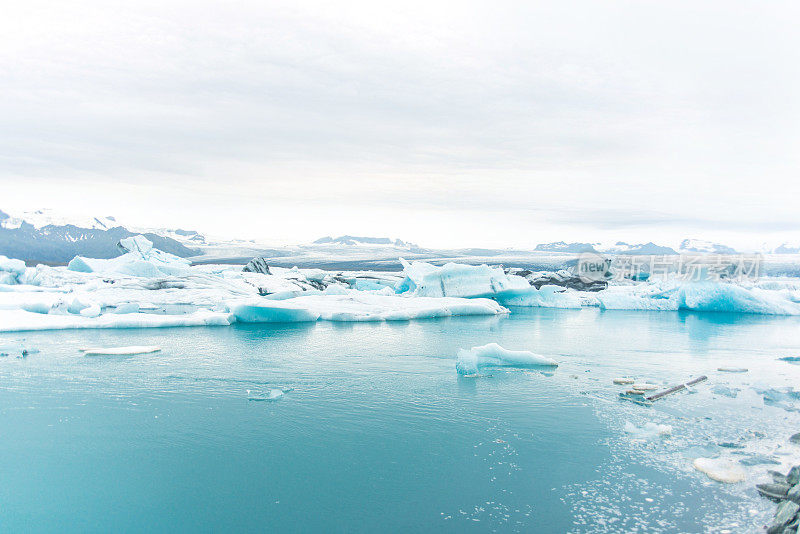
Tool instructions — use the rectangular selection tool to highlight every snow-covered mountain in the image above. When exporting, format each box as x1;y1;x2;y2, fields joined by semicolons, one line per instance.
769;242;800;254
534;241;678;255
0;208;199;264
533;241;598;253
0;208;118;231
313;235;420;249
679;239;737;254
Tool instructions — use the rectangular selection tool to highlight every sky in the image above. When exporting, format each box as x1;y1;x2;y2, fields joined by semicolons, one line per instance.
1;0;799;249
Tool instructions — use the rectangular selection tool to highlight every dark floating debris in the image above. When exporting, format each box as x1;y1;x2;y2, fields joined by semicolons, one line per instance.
646;376;708;402
757;463;800;534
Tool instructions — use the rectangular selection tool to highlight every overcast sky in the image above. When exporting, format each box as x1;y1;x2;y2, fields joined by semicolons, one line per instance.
2;0;799;249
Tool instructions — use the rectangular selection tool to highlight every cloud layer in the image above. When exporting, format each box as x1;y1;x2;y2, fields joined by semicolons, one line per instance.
2;0;799;248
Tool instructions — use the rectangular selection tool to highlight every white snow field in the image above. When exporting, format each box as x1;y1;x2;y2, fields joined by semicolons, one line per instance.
3;236;800;332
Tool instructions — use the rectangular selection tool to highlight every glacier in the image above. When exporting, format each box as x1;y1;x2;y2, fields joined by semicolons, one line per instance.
3;236;800;333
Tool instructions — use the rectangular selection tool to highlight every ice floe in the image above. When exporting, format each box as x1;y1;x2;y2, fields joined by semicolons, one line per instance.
233;294;507;323
693;457;747;483
623;421;673;439
81;346;161;356
456;343;558;375
0;309;232;331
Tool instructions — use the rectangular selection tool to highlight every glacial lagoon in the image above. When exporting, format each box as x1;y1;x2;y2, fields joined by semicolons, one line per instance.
2;307;800;532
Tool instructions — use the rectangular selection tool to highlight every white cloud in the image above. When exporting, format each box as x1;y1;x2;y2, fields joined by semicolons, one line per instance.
1;0;799;248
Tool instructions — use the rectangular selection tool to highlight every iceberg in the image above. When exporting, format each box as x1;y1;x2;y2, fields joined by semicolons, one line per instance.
597;282;800;315
67;235;191;278
396;259;531;299
496;284;584;308
81;345;161;356
0;309;232;332
0;255;27;285
232;293;508;323
456;343;558;375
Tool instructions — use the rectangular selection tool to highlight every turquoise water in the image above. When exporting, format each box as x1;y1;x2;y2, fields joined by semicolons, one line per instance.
2;308;800;532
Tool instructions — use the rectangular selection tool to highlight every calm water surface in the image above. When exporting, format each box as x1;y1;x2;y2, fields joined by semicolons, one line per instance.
2;308;800;533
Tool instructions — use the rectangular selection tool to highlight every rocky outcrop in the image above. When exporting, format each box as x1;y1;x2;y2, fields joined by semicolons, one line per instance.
242;257;271;275
507;268;608;292
758;461;800;534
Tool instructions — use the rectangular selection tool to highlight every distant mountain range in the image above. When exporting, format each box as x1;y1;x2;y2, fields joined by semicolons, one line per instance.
313;235;419;249
2;207;799;266
0;209;199;264
533;241;681;255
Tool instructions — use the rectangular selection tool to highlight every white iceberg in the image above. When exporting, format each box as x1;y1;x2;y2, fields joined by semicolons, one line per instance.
396;259;531;299
0;255;27;285
81;345;161;356
456;343;558;375
67;235;191;278
232;293;508;323
597;281;800;315
0;309;232;332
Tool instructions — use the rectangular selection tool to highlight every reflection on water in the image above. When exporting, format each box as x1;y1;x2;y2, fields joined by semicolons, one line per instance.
1;308;799;532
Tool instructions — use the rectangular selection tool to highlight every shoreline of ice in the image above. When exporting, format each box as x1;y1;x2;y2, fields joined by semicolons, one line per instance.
3;237;800;332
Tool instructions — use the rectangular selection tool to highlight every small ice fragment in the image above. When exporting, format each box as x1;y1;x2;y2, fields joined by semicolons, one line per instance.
717;367;748;373
712;385;739;398
613;378;634;385
693;457;746;483
455;343;557;375
623;421;672;439
631;383;658;391
82;346;161;356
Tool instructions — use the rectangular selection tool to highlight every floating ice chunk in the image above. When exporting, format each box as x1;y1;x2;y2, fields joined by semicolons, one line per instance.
0;255;27;284
712;385;739;398
456;343;558;375
79;302;101;318
613;378;635;385
717;367;748;373
623;421;673;439
0;256;26;276
396;259;530;299
67;235;191;278
0;309;232;332
232;294;507;323
693;457;746;483
81;346;161;356
756;387;800;411
631;383;658;391
677;283;800;315
118;235;153;255
495;284;583;308
231;301;320;323
322;284;348;296
598;281;800;315
113;303;140;314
